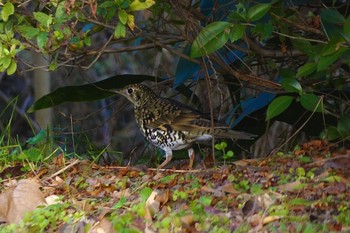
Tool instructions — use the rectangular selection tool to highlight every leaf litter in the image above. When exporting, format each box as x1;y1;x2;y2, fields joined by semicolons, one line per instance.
0;140;349;232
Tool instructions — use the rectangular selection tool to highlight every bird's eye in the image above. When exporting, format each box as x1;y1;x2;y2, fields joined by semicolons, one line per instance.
127;88;133;94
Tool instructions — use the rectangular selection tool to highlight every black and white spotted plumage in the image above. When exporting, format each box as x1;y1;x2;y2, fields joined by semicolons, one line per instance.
117;84;254;168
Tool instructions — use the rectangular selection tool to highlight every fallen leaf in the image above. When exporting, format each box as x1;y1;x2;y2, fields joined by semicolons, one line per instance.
0;165;24;179
218;183;239;194
91;217;116;233
145;190;160;218
181;214;194;226
247;213;262;227
0;179;46;223
45;195;61;205
276;180;304;192
324;182;346;195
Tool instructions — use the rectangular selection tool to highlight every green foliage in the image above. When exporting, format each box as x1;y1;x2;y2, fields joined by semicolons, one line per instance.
299;93;324;113
1;3;14;21
214;141;235;162
139;187;152;202
247;3;271;22
266;96;293;120
172;189;188;201
323;116;350;140
191;21;232;58
0;201;86;233
0;0;155;75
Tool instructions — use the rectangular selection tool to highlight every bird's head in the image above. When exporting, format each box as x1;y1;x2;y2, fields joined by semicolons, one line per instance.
116;84;157;106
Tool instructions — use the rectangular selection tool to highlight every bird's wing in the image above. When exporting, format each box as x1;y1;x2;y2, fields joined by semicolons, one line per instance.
142;99;255;140
143;98;224;131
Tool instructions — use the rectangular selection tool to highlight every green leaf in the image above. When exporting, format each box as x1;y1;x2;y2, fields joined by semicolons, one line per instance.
1;56;12;69
281;78;302;94
1;2;15;21
220;141;227;149
317;48;348;71
296;63;317;78
300;93;324;113
320;9;345;24
291;39;314;57
139;187;152;202
114;22;126;38
37;32;48;49
228;3;247;21
344;16;350;40
160;174;178;183
28;74;159;112
26;130;47;145
118;9;128;24
325;126;341;140
191;21;231;58
266;96;294;121
229;24;245;42
304;223;315;233
33;12;52;28
199;196;212;206
320;41;341;56
247;3;271;22
215;144;223;150
18;148;43;162
337;116;350;137
98;1;116;8
112;196;127;209
253;21;274;40
129;0;155;11
296;167;305;177
116;0;131;8
289;198;312;206
226;150;234;158
6;59;17;75
49;61;58;71
17;25;40;39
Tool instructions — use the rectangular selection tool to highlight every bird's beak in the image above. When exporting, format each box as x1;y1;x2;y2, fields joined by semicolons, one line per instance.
114;89;124;95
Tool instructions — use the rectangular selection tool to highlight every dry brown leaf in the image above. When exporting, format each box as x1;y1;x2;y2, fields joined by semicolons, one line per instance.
154;189;169;205
219;183;239;194
112;188;131;199
91;217;116;233
247;213;262;227
262;215;282;225
276;180;303;192
146;190;160;216
181;214;194;226
234;159;257;167
0;179;46;223
201;185;223;197
0;188;11;223
45;195;61;205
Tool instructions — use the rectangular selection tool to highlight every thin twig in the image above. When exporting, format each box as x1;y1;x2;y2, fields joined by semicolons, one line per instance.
41;159;80;182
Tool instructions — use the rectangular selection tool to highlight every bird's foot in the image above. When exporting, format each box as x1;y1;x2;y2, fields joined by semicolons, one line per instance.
187;148;195;169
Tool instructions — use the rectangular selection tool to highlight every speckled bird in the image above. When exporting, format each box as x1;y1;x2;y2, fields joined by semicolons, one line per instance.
116;83;254;169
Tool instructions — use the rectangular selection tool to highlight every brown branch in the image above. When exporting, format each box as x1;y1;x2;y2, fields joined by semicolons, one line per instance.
244;36;306;58
270;12;323;36
209;53;283;92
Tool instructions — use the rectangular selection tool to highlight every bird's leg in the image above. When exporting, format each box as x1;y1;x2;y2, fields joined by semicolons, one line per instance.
157;149;173;169
187;148;195;169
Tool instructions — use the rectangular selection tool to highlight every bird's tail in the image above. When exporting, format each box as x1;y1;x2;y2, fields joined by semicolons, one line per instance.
213;128;256;140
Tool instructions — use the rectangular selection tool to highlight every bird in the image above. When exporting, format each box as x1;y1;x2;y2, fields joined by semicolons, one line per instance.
116;83;255;169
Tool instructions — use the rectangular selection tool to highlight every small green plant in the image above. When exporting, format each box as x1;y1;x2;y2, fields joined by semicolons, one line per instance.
234;179;250;192
172;189;189;201
0;200;85;232
214;141;234;163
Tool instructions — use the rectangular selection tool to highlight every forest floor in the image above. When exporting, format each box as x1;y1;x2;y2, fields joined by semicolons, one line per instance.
0;140;349;232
